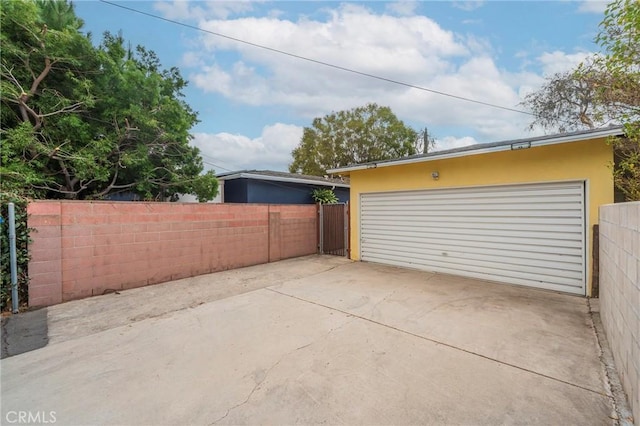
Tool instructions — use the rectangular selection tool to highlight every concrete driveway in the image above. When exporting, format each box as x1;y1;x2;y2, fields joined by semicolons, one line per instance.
0;255;619;425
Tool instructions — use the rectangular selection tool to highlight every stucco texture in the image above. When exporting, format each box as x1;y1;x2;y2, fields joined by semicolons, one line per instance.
347;137;614;295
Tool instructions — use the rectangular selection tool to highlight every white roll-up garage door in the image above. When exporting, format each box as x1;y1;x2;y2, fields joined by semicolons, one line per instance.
360;181;586;294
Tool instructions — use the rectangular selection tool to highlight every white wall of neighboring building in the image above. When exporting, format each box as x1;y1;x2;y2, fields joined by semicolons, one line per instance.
175;181;224;203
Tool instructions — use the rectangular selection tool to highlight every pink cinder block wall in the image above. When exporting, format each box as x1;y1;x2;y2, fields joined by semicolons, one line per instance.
27;201;318;306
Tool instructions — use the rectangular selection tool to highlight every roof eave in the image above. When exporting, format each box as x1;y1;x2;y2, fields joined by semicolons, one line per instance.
218;172;349;188
327;127;623;174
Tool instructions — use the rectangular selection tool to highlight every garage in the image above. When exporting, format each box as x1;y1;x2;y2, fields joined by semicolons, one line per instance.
328;127;622;297
360;181;586;294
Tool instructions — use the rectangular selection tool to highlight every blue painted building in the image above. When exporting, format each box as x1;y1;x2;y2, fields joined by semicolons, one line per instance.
218;170;350;204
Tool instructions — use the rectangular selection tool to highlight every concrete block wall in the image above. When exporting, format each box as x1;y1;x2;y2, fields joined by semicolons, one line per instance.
27;202;64;306
270;205;318;260
28;201;318;306
599;201;640;424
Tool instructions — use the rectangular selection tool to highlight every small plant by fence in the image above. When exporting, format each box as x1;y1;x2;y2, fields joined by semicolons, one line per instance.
1;193;31;311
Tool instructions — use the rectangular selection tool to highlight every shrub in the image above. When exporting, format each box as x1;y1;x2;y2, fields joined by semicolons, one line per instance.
1;192;31;311
311;188;338;204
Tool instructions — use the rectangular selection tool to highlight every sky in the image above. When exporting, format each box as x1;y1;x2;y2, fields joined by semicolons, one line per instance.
73;0;610;173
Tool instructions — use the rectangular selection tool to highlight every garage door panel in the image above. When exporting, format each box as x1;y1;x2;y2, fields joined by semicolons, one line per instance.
364;197;582;209
360;182;586;294
360;224;582;241
363;251;583;288
363;201;583;212
363;228;583;250
362;208;583;218
363;216;583;228
363;220;580;234
364;215;580;224
362;224;582;242
363;213;583;224
363;242;583;274
362;239;583;266
366;186;582;202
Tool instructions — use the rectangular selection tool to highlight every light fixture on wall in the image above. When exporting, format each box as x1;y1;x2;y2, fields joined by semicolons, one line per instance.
511;141;531;150
431;171;439;180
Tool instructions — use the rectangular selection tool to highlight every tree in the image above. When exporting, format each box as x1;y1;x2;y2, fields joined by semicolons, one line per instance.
0;0;95;197
522;65;607;132
0;0;218;201
289;103;418;176
87;32;218;201
35;0;84;31
596;0;640;201
414;127;437;154
521;0;639;200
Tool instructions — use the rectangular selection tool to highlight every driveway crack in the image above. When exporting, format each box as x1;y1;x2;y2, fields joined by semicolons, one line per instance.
209;355;283;425
369;288;398;317
209;313;354;425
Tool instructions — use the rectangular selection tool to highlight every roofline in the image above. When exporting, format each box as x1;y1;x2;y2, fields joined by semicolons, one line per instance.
327;127;623;174
217;172;350;188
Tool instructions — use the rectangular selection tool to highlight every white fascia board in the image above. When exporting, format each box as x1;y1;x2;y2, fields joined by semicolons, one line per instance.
327;127;623;174
218;173;349;188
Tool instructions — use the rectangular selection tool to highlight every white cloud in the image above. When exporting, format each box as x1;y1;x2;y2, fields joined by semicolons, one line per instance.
433;136;478;151
191;123;303;172
153;1;202;21
187;5;505;120
577;1;608;14
537;50;591;75
170;2;592;152
388;56;533;139
197;5;468;63
154;0;255;21
186;4;569;142
210;1;256;19
385;1;419;16
452;1;485;12
181;51;204;68
267;8;285;19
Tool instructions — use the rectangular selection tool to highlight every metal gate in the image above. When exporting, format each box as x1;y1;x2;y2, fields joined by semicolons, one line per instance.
319;203;349;256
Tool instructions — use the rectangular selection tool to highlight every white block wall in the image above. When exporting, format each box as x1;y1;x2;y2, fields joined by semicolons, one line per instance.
600;201;640;425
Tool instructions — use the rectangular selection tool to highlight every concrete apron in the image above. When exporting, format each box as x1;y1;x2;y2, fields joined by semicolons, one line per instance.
1;256;616;425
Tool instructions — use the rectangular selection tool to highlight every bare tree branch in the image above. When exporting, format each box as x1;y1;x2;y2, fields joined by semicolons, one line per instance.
40;102;84;117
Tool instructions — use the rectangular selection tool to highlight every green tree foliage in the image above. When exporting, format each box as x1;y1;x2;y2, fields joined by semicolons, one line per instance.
35;0;84;31
0;0;218;201
595;0;640;201
521;64;611;133
311;188;338;204
521;0;639;200
289;103;418;176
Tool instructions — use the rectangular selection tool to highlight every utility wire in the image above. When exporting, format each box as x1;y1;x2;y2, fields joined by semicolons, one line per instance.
98;0;534;116
200;152;241;171
202;159;234;172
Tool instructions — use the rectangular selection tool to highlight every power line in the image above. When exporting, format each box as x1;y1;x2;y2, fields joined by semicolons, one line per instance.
98;0;534;116
202;160;234;172
200;152;241;171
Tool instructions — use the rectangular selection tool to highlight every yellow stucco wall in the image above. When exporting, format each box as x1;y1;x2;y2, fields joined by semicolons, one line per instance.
347;137;614;295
